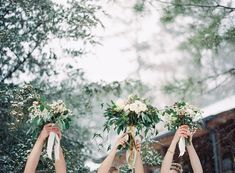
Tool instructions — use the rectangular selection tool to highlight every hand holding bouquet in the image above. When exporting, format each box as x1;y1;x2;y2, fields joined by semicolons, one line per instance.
28;97;73;160
103;95;160;169
162;101;202;156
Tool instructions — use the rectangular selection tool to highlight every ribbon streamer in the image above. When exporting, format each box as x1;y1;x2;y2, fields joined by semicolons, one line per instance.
126;126;137;169
178;137;186;156
126;148;137;169
47;131;60;160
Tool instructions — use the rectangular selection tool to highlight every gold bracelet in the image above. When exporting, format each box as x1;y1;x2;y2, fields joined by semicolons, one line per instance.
167;149;174;154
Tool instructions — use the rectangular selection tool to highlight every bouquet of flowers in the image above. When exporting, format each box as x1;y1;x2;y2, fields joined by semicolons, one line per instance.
162;101;202;156
28;96;73;160
103;95;160;169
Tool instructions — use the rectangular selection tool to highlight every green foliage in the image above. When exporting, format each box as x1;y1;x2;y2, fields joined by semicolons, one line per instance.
133;1;145;13
0;84;90;172
160;8;175;23
0;0;102;83
0;1;151;171
41;78;149;117
223;27;235;43
162;76;206;100
119;164;133;173
141;140;162;166
179;15;223;55
102;95;160;137
159;0;235;102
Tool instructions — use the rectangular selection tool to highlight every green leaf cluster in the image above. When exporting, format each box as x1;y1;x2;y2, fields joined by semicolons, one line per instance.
102;95;160;151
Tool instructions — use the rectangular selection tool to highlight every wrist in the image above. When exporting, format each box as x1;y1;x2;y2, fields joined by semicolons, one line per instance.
171;137;178;145
186;143;193;148
112;145;118;152
136;152;141;159
38;135;46;143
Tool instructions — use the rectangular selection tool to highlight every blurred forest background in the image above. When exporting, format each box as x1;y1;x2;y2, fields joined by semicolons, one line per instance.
0;0;234;172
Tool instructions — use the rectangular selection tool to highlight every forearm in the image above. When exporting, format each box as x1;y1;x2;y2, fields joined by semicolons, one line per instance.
135;153;144;173
97;147;117;173
55;147;67;173
187;145;203;173
24;138;44;173
160;139;177;173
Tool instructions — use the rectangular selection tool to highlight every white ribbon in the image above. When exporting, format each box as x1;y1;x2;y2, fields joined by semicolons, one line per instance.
178;137;186;156
47;131;60;160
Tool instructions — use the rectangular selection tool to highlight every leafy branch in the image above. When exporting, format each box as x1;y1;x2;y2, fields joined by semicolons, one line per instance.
0;42;40;83
153;0;235;11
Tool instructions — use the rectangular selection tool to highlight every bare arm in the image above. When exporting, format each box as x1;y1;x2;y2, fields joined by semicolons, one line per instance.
53;127;67;173
160;137;177;173
97;147;117;173
97;133;127;173
55;147;67;173
135;140;144;173
24;137;44;173
186;132;203;173
160;125;189;173
24;124;53;173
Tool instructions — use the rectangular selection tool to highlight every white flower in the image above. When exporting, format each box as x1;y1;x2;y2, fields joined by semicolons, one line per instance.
129;103;138;113
116;99;126;110
128;100;147;114
135;100;147;112
186;108;195;117
192;113;202;122
124;104;130;112
139;103;147;112
33;101;39;106
134;100;142;105
162;114;172;126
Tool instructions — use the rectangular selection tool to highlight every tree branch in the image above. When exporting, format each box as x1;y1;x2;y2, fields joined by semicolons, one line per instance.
197;67;235;84
0;43;39;83
153;0;235;11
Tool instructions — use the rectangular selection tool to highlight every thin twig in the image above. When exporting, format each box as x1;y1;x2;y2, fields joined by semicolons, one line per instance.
153;0;235;11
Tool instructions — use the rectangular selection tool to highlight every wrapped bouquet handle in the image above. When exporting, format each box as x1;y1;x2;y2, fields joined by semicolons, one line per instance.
47;128;60;160
126;126;137;169
178;129;194;156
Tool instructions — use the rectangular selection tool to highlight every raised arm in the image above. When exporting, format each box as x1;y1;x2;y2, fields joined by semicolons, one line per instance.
24;124;53;173
97;133;127;173
135;140;144;173
160;125;188;173
186;131;203;173
53;127;67;173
